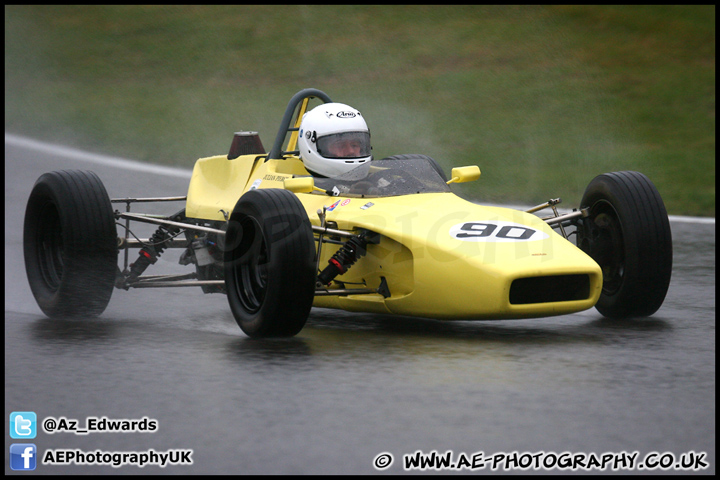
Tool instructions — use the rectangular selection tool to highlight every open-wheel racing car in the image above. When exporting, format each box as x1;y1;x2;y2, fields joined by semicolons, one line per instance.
24;88;673;337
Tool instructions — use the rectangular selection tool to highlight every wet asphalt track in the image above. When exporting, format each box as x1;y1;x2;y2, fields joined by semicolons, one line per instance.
4;136;715;474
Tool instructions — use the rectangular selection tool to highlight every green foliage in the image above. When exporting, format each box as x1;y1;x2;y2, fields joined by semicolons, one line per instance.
5;5;715;215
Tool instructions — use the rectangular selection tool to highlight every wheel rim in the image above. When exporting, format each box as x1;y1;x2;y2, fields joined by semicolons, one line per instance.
231;216;269;314
582;200;624;295
36;202;64;292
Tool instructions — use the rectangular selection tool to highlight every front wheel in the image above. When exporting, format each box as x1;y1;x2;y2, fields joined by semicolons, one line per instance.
224;189;316;337
24;170;118;318
577;171;672;318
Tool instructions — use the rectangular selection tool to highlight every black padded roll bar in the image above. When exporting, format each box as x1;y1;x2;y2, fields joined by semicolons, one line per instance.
266;88;332;161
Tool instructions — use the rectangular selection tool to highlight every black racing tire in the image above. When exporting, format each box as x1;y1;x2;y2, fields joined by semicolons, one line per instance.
23;170;118;318
224;188;316;337
382;154;448;182
577;171;672;318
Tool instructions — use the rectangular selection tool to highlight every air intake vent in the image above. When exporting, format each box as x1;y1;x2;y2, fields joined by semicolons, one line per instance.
228;131;265;159
509;274;590;305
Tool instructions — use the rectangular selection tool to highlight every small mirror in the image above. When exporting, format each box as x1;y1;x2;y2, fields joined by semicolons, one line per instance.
284;176;315;193
447;166;481;184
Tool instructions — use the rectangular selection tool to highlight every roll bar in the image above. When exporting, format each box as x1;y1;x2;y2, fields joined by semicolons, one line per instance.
267;88;333;161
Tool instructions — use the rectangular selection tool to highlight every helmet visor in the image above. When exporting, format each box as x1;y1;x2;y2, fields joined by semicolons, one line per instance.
316;132;371;159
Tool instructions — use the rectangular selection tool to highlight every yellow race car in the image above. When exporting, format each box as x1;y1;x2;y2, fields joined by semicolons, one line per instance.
24;89;673;337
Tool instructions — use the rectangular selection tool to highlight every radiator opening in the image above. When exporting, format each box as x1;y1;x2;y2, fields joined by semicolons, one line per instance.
510;274;590;305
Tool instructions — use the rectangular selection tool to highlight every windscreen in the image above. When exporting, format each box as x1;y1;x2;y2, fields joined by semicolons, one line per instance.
312;157;451;198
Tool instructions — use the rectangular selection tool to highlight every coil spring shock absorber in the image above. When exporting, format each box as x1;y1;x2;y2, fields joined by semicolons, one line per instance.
122;226;172;286
316;233;368;287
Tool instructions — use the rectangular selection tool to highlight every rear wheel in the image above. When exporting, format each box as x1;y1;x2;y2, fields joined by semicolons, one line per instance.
224;189;316;337
24;170;118;318
577;171;672;318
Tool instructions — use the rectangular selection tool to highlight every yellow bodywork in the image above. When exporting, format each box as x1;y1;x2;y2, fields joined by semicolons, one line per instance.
186;154;602;320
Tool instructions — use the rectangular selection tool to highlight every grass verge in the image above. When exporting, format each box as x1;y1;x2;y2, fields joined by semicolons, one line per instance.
5;5;715;215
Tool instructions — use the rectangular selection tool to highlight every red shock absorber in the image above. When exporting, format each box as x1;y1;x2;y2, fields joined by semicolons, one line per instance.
121;226;172;287
316;233;368;286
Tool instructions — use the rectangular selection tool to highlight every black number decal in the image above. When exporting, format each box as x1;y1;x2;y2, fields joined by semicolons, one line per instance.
496;225;535;240
455;223;536;240
457;223;496;238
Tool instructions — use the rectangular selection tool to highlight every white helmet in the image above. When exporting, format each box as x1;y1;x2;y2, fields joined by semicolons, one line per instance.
298;103;372;177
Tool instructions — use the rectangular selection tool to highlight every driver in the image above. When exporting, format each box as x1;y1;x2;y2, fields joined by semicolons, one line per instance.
297;103;372;177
